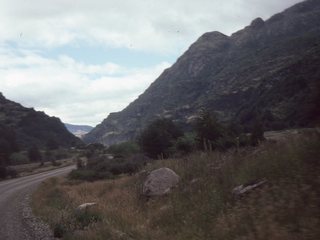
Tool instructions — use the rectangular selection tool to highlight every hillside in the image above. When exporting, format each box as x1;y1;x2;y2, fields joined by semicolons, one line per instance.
0;92;82;149
64;123;93;139
84;0;320;146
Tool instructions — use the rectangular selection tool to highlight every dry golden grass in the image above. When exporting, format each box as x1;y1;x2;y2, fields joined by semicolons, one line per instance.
32;132;320;240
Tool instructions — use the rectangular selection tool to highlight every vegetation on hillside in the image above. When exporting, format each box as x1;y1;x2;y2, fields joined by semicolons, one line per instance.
68;110;266;183
32;130;320;239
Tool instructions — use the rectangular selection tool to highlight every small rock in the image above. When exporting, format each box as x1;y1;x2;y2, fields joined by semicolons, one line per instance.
232;179;267;196
77;202;97;211
190;178;200;184
142;168;180;197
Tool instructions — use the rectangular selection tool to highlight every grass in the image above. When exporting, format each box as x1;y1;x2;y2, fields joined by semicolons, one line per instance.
32;131;320;239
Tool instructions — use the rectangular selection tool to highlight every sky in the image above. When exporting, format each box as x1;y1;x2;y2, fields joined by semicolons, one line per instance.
0;0;302;126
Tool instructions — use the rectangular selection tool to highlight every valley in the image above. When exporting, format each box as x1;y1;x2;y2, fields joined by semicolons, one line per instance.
0;0;319;239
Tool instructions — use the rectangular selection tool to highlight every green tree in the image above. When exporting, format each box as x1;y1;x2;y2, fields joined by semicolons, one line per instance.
28;146;42;162
250;119;265;146
0;155;7;179
139;119;183;158
107;141;140;157
175;134;196;155
0;126;19;165
195;110;224;150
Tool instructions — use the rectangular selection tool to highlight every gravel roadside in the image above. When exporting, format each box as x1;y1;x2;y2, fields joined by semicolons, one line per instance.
0;166;75;240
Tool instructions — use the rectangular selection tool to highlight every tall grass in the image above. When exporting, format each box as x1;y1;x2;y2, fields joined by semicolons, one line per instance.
32;132;320;239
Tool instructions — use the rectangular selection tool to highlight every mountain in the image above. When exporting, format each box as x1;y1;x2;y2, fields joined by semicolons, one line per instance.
0;93;82;149
64;123;93;138
84;0;320;146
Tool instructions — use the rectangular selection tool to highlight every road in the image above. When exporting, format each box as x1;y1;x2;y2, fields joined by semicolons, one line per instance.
0;165;75;240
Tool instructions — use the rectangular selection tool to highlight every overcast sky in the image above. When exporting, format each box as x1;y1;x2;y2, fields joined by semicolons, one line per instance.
0;0;302;126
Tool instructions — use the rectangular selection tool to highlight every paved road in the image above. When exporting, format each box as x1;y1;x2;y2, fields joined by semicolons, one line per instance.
0;165;75;240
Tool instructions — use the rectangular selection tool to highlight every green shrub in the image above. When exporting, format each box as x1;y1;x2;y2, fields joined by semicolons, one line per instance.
53;223;66;238
69;169;99;181
175;134;196;154
52;148;70;160
28;146;42;162
6;167;18;178
9;152;29;165
51;160;62;167
195;110;225;150
74;209;103;229
69;153;146;181
139;118;183;158
76;158;84;169
250;119;265;146
0;166;7;179
238;134;251;147
107;141;140;157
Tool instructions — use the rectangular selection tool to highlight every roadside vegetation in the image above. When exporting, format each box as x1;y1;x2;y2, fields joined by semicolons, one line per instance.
0;135;81;179
67;111;265;183
32;127;320;239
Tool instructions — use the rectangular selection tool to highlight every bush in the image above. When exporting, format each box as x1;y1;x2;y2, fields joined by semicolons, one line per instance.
69;169;99;181
139;118;183;158
238;134;251;147
52;148;70;160
175;134;196;155
51;160;62;167
73;209;103;229
194;110;225;150
107;141;140;157
69;153;145;181
6;167;18;178
250;119;265;146
53;223;66;238
28;146;42;162
76;158;84;169
9;152;29;165
0;166;7;179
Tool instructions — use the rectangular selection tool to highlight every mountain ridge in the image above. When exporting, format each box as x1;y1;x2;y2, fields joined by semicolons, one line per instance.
0;92;82;148
84;0;320;146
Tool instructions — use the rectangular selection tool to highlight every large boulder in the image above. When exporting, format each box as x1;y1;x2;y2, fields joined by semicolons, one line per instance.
142;167;180;197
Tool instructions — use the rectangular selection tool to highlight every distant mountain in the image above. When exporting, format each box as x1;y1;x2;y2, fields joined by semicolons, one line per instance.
0;93;82;149
64;123;93;138
84;0;320;146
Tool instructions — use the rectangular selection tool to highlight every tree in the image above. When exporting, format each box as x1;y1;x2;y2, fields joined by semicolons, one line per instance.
139;119;183;158
175;134;196;155
0;155;7;179
195;110;225;150
250;119;265;146
28;146;42;162
0;126;19;165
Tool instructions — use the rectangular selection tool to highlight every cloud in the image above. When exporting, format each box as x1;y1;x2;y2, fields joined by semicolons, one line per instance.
0;0;302;53
0;46;171;125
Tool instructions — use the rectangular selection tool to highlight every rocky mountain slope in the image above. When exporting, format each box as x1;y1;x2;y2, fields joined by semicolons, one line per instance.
84;0;320;146
0;93;82;148
64;123;93;139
